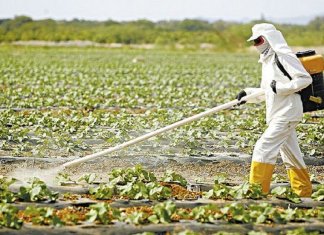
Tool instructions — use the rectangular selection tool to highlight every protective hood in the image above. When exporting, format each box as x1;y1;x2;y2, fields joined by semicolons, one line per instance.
247;23;294;56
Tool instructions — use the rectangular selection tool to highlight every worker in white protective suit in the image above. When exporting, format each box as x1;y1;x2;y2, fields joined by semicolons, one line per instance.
236;23;313;197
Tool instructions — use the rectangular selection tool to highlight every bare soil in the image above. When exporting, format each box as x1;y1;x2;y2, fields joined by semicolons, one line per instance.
1;155;323;184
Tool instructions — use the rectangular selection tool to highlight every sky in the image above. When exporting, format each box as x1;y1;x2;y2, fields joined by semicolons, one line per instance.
0;0;323;24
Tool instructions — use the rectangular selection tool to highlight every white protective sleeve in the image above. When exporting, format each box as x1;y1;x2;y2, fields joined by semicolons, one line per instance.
243;87;265;103
275;55;312;96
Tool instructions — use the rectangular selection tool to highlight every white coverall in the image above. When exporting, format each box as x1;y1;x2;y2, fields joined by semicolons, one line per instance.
244;24;313;197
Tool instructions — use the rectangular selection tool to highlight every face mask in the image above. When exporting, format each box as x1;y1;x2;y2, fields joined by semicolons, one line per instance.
256;41;270;54
254;36;270;54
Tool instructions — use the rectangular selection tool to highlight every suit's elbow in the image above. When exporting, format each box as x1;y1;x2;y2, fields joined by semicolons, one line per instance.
306;75;312;86
301;76;313;90
294;75;312;91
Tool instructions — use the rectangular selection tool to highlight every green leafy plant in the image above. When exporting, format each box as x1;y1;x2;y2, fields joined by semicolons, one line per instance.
190;204;220;223
18;178;59;202
119;182;149;200
311;185;324;201
148;201;176;224
230;182;263;200
0;203;23;229
204;180;263;200
108;165;157;185
214;174;227;184
86;202;120;225
318;207;324;221
216;202;300;225
248;203;285;224
89;165;172;201
161;170;188;187
221;203;251;223
203;182;231;200
118;181;171;200
271;186;301;203
133;232;155;235
78;173;97;184
0;177;17;203
89;183;117;200
23;206;64;227
123;211;149;225
282;207;310;223
283;227;320;235
248;232;267;235
56;172;75;186
147;182;172;200
213;232;241;235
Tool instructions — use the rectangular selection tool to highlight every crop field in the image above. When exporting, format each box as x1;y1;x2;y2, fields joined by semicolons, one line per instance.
0;46;323;234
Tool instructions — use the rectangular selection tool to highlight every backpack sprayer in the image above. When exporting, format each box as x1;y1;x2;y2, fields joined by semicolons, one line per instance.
298;50;324;112
275;50;324;112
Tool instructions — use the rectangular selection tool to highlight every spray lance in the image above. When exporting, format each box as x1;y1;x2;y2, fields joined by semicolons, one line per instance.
60;90;264;170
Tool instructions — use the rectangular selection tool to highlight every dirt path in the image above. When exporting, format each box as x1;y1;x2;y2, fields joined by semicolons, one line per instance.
1;155;323;184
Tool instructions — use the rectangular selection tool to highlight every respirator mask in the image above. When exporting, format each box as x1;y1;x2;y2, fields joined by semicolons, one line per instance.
254;36;270;54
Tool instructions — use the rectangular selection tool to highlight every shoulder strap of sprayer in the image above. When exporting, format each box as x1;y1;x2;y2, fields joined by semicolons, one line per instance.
274;53;292;80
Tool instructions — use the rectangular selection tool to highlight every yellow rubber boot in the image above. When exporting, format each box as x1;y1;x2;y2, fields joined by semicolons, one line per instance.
249;161;275;194
287;168;312;197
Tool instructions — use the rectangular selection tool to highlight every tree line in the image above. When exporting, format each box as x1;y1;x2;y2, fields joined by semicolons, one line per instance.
0;16;323;50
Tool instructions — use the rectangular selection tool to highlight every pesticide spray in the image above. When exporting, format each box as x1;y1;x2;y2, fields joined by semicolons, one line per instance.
9;166;64;185
11;91;263;184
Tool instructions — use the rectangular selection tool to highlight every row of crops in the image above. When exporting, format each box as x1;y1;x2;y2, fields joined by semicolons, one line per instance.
0;46;323;160
0;165;323;234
